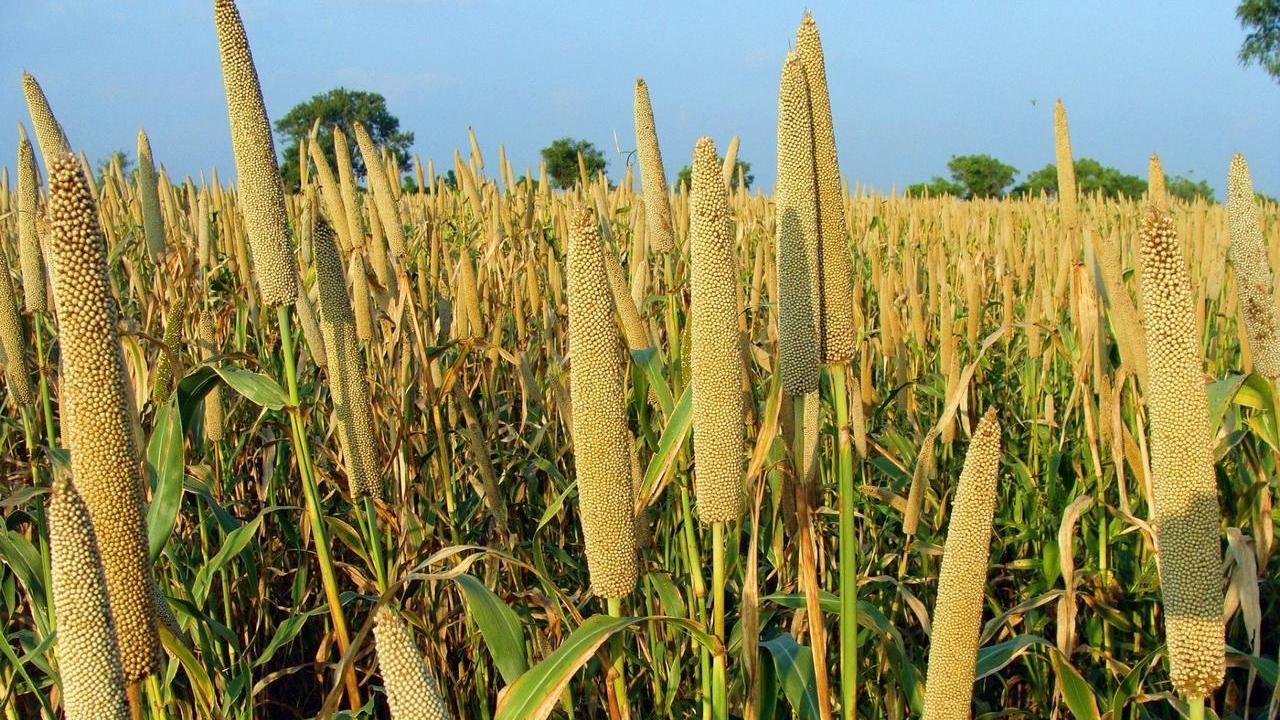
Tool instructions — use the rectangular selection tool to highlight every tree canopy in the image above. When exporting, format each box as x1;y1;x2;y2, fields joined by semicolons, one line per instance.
906;154;1016;199
676;159;754;191
1238;0;1280;82
539;138;606;189
273;87;414;192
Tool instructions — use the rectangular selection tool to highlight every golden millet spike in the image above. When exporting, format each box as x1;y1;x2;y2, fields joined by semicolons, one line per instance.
1138;207;1224;699
16;125;47;314
372;607;452;720
688;137;744;524
353;121;407;258
1227;153;1280;378
634;79;675;254
47;475;130;720
775;51;821;396
21;70;71;171
796;10;856;365
213;0;298;306
1053;99;1078;233
136;130;168;260
922;407;1001;720
314;219;382;499
197;309;224;443
566;206;637;598
47;153;160;679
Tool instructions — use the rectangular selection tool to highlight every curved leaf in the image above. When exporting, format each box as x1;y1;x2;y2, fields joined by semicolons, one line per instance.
455;574;528;684
214;365;289;410
760;634;821;720
146;394;185;560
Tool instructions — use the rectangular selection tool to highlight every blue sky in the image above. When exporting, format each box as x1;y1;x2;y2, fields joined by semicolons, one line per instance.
3;1;1278;198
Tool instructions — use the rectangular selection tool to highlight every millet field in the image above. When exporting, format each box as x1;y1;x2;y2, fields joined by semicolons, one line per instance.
0;2;1277;719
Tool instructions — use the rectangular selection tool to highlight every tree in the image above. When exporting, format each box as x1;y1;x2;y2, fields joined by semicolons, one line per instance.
1238;0;1280;82
540;138;606;189
905;176;965;198
1167;175;1216;202
1013;158;1146;199
945;154;1018;198
273;87;414;192
675;159;754;191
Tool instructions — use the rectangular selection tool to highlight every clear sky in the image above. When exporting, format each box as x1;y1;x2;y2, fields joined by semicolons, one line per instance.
3;1;1278;198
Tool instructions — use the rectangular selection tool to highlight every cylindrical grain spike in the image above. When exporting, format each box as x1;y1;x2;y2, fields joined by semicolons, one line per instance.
689;137;744;524
634;79;675;254
47;475;130;720
721;134;740;189
314;220;382;499
1053;99;1078;233
213;0;298;306
372;607;451;720
775;51;821;396
1226;153;1280;378
16;126;47;314
1149;153;1167;212
22;71;71;171
151;290;186;404
136;130;167;260
47;154;159;679
333;126;366;249
566;206;637;598
295;283;328;368
350;253;375;343
599;230;651;351
903;428;939;537
197;310;224;443
1138;208;1224;699
796;11;856;365
0;210;33;406
308;126;353;251
922;407;1002;720
353;122;407;258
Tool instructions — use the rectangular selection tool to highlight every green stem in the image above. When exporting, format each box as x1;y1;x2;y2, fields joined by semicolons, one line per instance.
275;305;362;711
33;315;56;446
1187;696;1204;720
828;367;857;720
606;596;631;719
711;522;728;720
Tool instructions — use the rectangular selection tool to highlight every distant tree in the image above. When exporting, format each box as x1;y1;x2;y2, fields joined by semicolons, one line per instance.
675;159;754;191
1167;175;1216;202
905;176;965;198
96;150;132;185
540;138;606;189
1014;158;1146;199
1238;0;1280;82
273;87;414;192
933;154;1018;199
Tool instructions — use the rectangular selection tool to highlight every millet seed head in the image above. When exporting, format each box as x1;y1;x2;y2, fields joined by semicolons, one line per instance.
689;137;744;524
21;70;71;172
566;206;637;598
48;475;130;720
197;309;225;443
314;219;382;499
373;606;451;720
796;11;856;366
1054;99;1078;232
47;154;160;680
1226;153;1280;378
136;130;168;260
1148;152;1167;212
1138;207;1225;699
922;407;1001;720
213;0;298;306
634;79;675;254
775;51;821;396
16;126;47;314
353;121;407;258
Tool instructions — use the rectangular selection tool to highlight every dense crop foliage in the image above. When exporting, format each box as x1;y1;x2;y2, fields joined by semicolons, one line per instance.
0;4;1277;719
